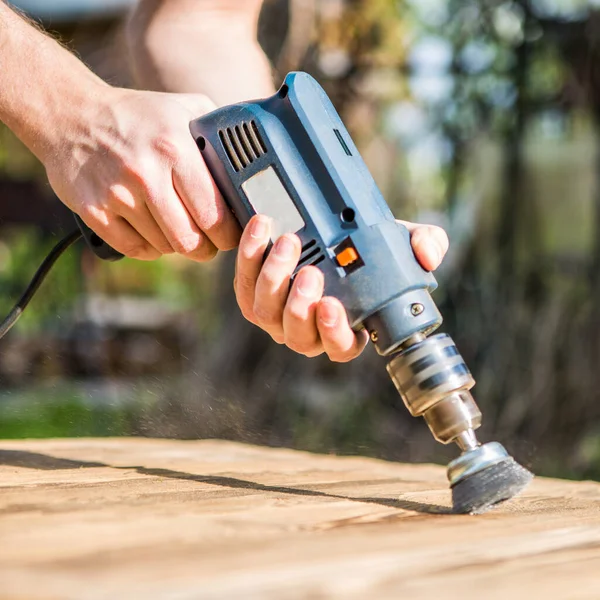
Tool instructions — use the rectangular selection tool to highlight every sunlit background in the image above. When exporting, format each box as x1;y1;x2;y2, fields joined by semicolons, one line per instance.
2;0;600;480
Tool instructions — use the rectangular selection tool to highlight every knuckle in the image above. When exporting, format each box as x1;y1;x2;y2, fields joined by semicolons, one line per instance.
240;243;261;261
259;267;283;290
287;339;319;356
287;302;309;322
190;244;218;262
221;232;241;251
151;135;180;163
157;242;175;255
253;304;281;328
79;204;109;227
170;233;201;255
207;213;236;249
171;234;218;262
192;199;240;251
121;160;162;201
410;226;426;244
235;272;256;296
122;243;154;260
328;351;355;364
142;186;167;212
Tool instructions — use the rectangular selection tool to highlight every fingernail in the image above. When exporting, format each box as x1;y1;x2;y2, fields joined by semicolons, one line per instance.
274;235;296;260
250;216;269;240
297;270;320;297
319;300;339;327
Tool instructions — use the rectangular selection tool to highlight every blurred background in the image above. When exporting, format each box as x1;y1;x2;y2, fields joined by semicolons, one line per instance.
2;0;600;481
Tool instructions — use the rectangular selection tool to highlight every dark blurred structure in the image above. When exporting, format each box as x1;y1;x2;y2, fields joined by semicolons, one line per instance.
3;0;600;481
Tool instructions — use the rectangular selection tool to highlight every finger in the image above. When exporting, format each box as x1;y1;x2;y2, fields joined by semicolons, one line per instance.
253;233;301;342
283;266;325;357
234;215;271;323
397;220;449;271
145;184;218;262
86;215;161;261
173;137;241;251
118;200;174;255
317;297;369;363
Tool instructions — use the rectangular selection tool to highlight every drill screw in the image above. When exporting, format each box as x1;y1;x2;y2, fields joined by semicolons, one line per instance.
370;331;378;343
410;303;424;316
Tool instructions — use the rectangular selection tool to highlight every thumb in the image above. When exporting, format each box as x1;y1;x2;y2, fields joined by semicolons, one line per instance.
174;93;218;117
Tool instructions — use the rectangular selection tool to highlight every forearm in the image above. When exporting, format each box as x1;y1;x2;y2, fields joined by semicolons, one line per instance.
127;0;274;104
0;4;110;163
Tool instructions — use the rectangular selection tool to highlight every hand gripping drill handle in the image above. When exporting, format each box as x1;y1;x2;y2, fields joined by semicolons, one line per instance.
74;215;123;262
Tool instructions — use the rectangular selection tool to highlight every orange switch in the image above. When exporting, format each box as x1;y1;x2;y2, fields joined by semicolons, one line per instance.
336;246;359;267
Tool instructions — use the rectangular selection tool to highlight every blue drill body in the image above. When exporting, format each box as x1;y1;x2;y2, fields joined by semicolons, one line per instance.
190;72;442;356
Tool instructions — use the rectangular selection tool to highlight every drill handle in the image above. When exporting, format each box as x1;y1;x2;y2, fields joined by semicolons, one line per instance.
73;214;124;262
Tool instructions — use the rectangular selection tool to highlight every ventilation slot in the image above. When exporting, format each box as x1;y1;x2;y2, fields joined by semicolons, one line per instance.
301;239;317;253
296;239;325;270
219;120;267;172
311;255;325;267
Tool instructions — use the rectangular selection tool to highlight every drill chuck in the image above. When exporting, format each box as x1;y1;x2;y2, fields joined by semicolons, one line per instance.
386;333;482;446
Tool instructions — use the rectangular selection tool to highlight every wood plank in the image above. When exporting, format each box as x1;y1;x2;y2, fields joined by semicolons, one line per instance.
0;438;599;599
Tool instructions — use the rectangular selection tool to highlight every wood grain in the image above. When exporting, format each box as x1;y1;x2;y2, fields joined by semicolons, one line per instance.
1;438;599;599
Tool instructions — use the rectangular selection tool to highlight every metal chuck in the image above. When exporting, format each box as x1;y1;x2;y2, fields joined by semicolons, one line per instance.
386;333;533;514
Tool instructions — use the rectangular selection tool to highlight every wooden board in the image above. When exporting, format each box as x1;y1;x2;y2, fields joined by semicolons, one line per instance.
1;438;600;599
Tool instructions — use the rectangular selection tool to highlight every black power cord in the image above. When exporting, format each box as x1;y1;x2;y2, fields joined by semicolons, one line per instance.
0;229;83;340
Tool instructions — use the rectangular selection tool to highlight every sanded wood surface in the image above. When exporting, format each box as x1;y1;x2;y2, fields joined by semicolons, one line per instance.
1;438;600;599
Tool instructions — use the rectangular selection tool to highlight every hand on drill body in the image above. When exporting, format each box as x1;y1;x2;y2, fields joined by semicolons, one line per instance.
46;90;240;261
235;216;449;362
0;4;239;263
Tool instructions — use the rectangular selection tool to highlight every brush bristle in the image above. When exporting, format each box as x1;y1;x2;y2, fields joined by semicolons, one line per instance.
451;457;533;515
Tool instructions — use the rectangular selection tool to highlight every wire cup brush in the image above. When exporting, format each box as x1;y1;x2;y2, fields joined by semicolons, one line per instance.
448;442;533;514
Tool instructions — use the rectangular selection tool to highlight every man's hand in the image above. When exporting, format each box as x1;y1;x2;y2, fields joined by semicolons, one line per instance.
234;216;449;362
0;4;239;262
45;89;240;261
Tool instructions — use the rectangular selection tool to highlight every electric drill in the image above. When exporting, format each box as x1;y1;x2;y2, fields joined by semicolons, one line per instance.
76;71;532;513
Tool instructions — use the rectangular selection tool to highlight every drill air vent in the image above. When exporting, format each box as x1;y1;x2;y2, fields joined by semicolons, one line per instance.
218;121;267;172
295;239;325;273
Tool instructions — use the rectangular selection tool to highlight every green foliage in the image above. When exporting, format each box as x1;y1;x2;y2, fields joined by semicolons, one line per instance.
0;123;44;179
286;393;378;457
0;228;81;334
0;401;131;439
0;388;136;439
